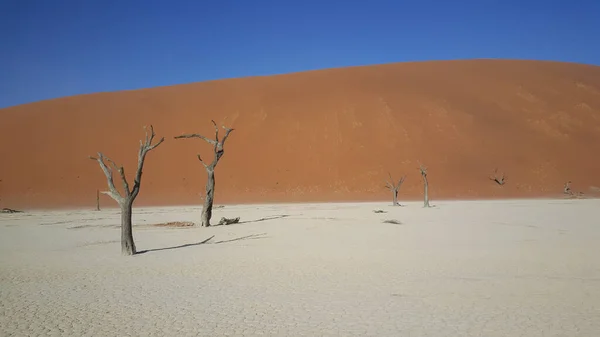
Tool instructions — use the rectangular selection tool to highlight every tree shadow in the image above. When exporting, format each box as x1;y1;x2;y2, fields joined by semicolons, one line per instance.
210;214;290;227
137;235;215;255
136;233;268;254
237;215;290;225
213;233;267;244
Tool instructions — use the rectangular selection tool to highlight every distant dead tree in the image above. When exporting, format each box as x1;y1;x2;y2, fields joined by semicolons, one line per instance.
95;189;101;211
89;125;164;256
564;181;573;195
385;172;406;206
418;163;431;208
175;120;234;227
489;168;506;186
564;181;585;198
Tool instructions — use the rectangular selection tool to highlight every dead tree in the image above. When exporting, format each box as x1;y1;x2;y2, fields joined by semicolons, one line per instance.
89;125;164;256
95;189;101;211
175;120;234;227
564;181;572;195
489;168;506;186
385;173;406;206
418;164;431;208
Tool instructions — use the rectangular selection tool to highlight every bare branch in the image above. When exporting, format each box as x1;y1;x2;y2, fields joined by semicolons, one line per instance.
131;125;165;198
89;153;124;204
418;164;427;176
220;126;235;147
489;168;506;186
211;120;219;143
197;154;209;169
103;156;130;197
174;133;218;146
386;172;395;188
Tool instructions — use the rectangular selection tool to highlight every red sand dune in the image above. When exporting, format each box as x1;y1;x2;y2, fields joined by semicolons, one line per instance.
1;59;600;210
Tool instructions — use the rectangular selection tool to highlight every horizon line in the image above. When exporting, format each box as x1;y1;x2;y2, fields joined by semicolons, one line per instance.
2;57;598;110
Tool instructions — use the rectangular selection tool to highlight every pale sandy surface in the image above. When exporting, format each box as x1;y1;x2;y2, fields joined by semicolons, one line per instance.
1;199;599;336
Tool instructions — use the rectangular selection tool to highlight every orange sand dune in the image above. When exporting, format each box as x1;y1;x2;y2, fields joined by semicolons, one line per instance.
1;59;600;210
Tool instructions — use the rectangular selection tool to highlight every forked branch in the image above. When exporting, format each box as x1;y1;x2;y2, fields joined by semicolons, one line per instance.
89;125;165;204
418;163;427;177
385;172;406;191
489;168;506;186
175;120;235;170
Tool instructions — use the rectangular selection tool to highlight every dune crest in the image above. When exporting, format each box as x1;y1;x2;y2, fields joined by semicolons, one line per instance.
1;59;600;209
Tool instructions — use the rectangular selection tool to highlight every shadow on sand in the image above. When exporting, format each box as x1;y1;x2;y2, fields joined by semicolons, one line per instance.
237;215;290;225
137;233;268;255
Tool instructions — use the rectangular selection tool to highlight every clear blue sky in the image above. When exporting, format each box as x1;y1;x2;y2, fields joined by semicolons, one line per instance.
1;0;599;108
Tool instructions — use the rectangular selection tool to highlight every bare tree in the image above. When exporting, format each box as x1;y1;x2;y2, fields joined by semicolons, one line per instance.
95;189;101;211
385;173;406;206
418;163;431;208
89;125;164;256
564;181;572;195
175;120;234;227
489;168;506;186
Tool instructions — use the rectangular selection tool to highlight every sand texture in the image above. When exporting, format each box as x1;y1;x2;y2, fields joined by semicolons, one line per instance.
1;199;599;336
1;59;600;209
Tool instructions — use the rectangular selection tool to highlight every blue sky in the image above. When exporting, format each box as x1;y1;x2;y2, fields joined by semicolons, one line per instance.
1;0;599;108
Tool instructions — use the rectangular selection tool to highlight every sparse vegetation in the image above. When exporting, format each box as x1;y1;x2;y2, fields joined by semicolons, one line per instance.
89;125;164;256
382;219;402;224
175;120;234;227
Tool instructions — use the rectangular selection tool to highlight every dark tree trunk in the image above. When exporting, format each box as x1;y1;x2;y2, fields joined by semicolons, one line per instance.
89;125;164;257
423;176;430;208
201;169;215;227
392;189;399;206
120;201;136;256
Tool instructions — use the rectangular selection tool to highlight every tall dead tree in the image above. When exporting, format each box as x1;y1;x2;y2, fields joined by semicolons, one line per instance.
89;125;164;256
418;164;431;208
489;168;506;186
175;120;234;227
385;173;406;206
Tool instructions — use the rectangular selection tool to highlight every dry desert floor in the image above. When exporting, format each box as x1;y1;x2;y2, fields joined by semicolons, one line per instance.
1;199;599;336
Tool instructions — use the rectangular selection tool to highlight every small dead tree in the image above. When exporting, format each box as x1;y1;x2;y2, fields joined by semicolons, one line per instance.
95;189;101;211
89;125;164;256
489;168;506;186
175;120;234;227
418;163;431;208
385;173;406;206
564;181;572;195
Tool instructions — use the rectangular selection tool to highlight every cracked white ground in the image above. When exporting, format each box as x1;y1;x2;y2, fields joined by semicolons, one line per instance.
1;199;598;336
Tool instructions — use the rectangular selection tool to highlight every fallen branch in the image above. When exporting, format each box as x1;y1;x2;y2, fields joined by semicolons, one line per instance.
217;217;240;226
1;208;23;214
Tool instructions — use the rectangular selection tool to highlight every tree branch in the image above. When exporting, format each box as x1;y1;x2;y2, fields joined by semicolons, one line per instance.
489;168;506;186
176;121;235;170
211;120;219;144
103;156;130;197
131;125;165;199
197;154;209;169
89;153;125;204
174;133;217;146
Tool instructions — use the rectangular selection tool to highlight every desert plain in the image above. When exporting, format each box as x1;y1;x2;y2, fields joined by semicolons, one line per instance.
1;199;599;336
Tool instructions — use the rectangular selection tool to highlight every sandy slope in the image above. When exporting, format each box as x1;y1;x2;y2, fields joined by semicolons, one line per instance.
1;59;600;209
1;199;599;336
